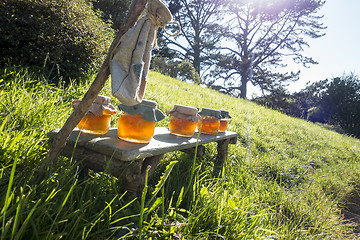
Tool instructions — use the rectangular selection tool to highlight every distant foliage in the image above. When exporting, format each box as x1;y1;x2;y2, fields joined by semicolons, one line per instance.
254;73;360;138
252;87;294;116
151;56;178;79
177;60;201;84
151;57;201;84
318;74;360;137
0;0;114;84
88;0;131;30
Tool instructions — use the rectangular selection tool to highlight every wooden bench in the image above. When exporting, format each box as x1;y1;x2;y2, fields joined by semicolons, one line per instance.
48;127;237;196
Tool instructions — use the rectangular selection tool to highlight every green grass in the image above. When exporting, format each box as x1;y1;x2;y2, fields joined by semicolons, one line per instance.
0;67;360;239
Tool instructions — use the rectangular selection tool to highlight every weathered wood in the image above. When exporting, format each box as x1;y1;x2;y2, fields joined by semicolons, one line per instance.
117;154;164;196
229;136;237;145
47;128;238;161
138;155;164;194
215;139;230;167
60;143;134;178
48;127;238;195
40;0;148;176
180;145;205;158
121;159;143;196
213;137;237;176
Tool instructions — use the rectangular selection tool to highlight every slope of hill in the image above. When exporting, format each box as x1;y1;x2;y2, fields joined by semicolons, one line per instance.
0;68;360;239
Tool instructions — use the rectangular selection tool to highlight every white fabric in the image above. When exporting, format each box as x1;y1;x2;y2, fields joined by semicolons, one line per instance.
111;0;172;106
72;95;117;117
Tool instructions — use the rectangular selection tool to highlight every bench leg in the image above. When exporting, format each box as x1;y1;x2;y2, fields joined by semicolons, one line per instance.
78;165;89;180
121;155;164;197
141;154;164;178
214;139;230;175
181;145;205;158
121;160;143;196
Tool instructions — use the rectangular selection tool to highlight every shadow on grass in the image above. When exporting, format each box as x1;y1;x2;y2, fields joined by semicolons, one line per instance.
341;189;360;234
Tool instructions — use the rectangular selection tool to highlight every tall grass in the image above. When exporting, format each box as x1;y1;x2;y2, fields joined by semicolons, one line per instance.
0;67;359;239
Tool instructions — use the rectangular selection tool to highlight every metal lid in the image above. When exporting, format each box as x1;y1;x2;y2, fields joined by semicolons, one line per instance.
198;108;222;119
168;104;201;122
221;110;232;119
118;99;165;122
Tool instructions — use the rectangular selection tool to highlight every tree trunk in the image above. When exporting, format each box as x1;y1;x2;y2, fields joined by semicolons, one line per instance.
239;72;248;99
39;0;148;176
239;61;250;99
193;34;201;75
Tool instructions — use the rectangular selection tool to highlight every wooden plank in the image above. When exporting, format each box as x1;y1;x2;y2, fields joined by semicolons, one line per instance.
48;127;237;161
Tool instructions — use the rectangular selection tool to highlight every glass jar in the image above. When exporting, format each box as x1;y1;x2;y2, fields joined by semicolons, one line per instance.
72;95;117;134
219;110;231;132
117;99;165;143
168;104;201;137
197;108;221;135
77;115;112;134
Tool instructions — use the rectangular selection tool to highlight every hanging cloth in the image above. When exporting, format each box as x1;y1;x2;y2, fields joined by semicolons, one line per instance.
110;0;176;106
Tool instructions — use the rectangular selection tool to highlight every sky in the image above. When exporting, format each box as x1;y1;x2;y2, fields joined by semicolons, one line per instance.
249;0;360;97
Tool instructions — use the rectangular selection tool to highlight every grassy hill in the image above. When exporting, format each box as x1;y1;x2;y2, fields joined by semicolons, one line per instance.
1;68;360;239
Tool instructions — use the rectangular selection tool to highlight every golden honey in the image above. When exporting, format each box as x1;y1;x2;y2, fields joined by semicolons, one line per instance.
73;95;117;135
117;112;156;143
197;116;220;135
169;116;197;137
219;119;229;132
78;114;111;134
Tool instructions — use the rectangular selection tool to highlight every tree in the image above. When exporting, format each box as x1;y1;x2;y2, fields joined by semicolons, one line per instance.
292;79;327;119
0;0;114;84
252;86;294;115
252;79;328;119
164;0;227;79
255;73;360;138
151;57;201;83
318;74;360;136
214;0;326;98
88;0;131;30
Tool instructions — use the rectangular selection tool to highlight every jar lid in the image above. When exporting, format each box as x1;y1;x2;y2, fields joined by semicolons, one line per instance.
174;104;198;115
93;95;111;105
140;99;157;108
198;108;222;119
221;110;232;119
72;95;117;116
168;104;201;122
118;99;165;122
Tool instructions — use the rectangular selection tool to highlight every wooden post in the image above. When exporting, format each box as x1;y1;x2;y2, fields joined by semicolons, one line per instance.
120;155;164;196
213;137;237;176
39;0;148;176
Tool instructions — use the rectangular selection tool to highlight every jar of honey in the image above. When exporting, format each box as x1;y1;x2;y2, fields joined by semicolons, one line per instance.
168;104;201;137
72;95;117;134
117;99;165;143
197;108;221;135
219;110;231;132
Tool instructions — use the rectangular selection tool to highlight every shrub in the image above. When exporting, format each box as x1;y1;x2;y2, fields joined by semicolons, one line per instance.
89;0;131;30
151;57;201;84
0;0;114;84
